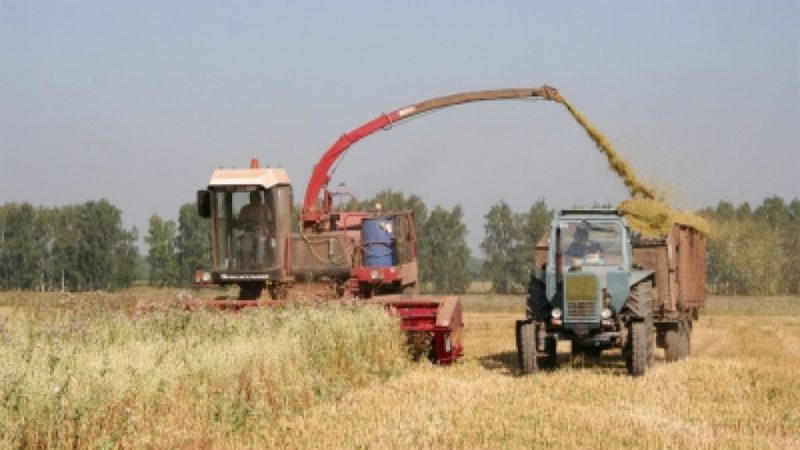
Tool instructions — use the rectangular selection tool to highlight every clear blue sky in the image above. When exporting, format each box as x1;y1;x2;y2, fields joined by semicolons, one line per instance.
2;1;798;252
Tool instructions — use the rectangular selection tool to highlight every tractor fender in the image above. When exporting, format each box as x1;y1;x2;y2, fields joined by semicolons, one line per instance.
629;269;654;288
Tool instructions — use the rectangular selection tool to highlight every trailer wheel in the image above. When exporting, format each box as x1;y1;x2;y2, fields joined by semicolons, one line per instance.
665;319;691;362
682;320;692;357
664;326;680;362
516;320;538;374
526;276;550;321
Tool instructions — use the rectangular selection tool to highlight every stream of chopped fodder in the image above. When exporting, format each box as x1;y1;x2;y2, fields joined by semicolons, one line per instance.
558;97;709;237
560;99;657;201
0;297;409;449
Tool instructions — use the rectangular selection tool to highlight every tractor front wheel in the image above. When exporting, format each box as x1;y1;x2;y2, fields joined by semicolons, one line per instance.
516;320;538;374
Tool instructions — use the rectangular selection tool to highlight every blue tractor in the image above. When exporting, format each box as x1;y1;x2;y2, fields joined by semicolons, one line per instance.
516;209;706;376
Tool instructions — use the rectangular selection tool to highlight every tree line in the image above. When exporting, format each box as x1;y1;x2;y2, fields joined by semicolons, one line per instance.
0;201;138;291
700;196;800;296
1;194;798;296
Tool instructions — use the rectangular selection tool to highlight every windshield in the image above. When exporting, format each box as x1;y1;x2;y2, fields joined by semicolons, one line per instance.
559;221;624;269
212;187;282;272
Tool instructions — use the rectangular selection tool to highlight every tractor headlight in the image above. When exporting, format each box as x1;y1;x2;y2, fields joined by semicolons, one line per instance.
198;271;212;283
370;269;381;280
551;307;562;320
600;307;612;319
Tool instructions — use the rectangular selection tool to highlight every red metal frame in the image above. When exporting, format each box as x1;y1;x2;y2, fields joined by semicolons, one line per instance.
184;296;464;365
368;297;464;364
300;86;562;230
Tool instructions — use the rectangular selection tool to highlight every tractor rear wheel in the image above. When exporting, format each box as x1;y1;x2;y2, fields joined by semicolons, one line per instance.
526;276;550;321
516;320;538;374
624;280;654;375
627;321;649;376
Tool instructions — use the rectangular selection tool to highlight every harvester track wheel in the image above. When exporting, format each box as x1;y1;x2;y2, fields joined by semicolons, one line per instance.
516;320;538;374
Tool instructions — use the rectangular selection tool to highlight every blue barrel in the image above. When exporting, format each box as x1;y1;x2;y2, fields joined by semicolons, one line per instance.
362;217;396;267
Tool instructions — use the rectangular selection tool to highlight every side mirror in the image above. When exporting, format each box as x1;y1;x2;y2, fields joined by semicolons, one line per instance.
197;190;211;218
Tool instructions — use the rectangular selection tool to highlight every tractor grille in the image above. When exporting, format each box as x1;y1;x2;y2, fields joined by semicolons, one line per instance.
566;301;597;319
565;274;598;321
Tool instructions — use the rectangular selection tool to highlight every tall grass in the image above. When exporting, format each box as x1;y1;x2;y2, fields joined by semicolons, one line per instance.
1;293;797;448
0;293;408;448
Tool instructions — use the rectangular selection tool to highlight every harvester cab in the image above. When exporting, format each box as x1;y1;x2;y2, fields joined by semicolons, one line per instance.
196;162;294;299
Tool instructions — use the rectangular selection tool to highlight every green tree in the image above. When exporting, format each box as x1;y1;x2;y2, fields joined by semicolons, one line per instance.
786;199;800;294
112;227;139;289
480;201;518;293
420;205;471;294
754;196;789;229
0;203;45;290
73;200;129;290
145;214;180;286
176;203;211;283
515;198;553;281
480;199;553;294
701;195;800;295
0;200;137;291
48;205;86;291
706;218;782;295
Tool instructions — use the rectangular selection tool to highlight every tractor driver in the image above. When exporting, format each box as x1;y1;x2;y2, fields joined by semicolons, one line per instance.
566;225;603;258
238;191;269;233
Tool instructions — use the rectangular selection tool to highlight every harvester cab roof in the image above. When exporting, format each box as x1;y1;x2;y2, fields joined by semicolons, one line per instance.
207;166;290;190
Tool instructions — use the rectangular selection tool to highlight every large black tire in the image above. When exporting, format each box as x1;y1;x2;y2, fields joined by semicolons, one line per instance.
665;319;691;362
526;276;550;321
625;280;654;376
624;280;653;320
664;326;681;362
516;320;538;374
683;320;692;357
541;336;558;369
627;322;649;376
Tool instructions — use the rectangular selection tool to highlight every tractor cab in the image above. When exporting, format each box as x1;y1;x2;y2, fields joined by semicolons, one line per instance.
197;165;293;285
545;210;649;325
